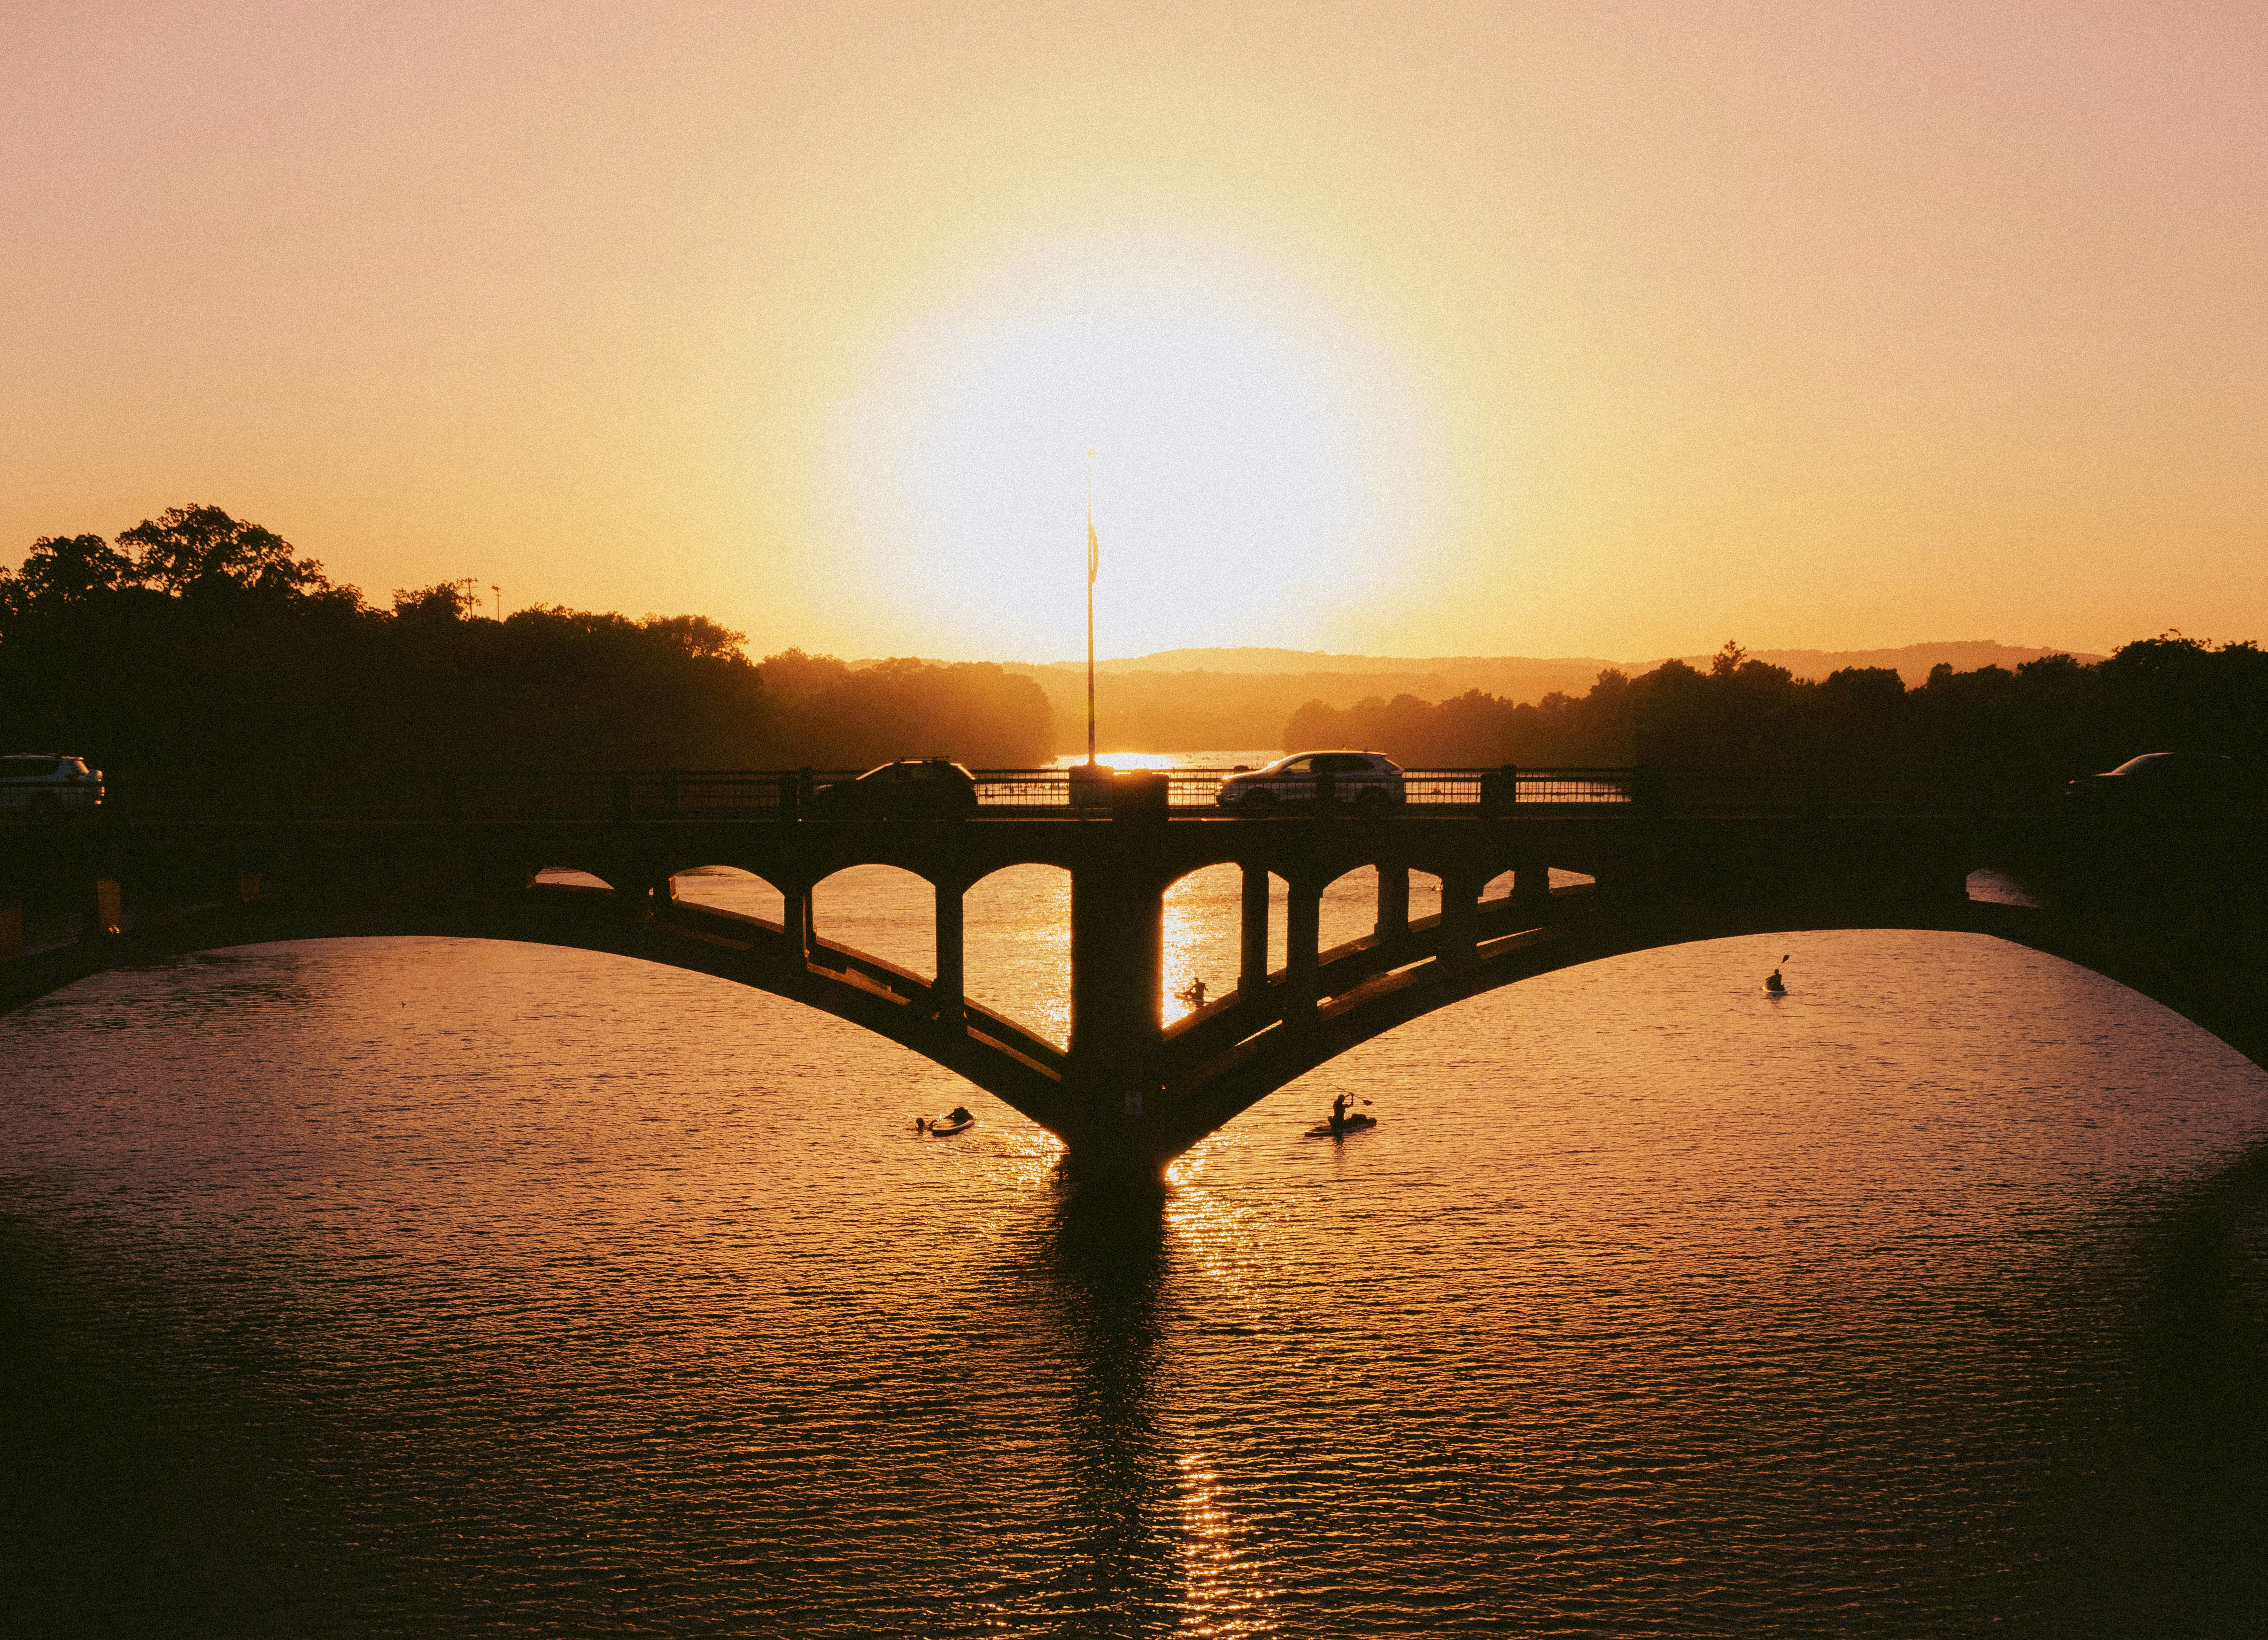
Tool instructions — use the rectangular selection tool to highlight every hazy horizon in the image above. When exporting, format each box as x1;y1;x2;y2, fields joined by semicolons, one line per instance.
8;3;2262;665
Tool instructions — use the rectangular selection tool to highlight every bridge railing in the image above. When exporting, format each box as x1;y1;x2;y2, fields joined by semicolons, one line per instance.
74;765;2051;823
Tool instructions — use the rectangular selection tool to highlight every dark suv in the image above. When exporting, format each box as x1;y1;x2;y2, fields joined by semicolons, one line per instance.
0;754;103;814
809;759;980;819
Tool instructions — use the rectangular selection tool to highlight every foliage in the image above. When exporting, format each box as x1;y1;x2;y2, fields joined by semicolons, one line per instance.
1285;633;2268;787
0;509;1053;774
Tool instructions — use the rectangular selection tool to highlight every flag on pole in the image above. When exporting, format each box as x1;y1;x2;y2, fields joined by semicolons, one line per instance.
1088;515;1099;585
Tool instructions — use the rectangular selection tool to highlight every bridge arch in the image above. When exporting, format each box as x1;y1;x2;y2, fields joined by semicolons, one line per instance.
1148;896;2268;1154
7;798;2259;1171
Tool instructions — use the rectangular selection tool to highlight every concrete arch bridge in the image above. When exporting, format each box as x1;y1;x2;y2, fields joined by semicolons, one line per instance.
3;771;2261;1171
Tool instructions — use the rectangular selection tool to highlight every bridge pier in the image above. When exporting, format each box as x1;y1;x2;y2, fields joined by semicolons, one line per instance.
1376;863;1410;943
934;878;966;1029
1513;856;1551;912
781;880;814;965
82;878;123;942
1237;863;1270;1012
1285;876;1322;1019
1067;860;1166;1163
1439;870;1482;969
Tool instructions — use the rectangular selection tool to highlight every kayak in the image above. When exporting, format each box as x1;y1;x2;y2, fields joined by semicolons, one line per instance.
1304;1114;1378;1139
1762;984;1787;996
925;1115;976;1136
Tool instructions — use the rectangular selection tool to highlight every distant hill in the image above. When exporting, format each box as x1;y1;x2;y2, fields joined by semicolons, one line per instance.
979;641;2101;753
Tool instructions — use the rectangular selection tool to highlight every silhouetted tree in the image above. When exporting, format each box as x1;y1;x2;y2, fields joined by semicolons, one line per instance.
0;510;1055;776
1280;635;2268;790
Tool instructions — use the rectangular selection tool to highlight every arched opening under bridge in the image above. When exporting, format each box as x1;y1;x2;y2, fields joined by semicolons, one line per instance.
670;866;784;923
965;864;1072;1052
812;865;935;983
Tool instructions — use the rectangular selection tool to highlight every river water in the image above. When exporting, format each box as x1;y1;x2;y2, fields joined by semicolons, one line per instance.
6;801;2268;1635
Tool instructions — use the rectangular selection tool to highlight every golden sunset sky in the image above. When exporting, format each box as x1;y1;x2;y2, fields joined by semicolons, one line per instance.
5;2;2261;662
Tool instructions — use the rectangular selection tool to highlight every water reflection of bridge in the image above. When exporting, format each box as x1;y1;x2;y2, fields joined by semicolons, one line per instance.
4;767;2261;1171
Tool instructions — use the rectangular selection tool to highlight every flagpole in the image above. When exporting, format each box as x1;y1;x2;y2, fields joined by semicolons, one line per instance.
1085;450;1097;766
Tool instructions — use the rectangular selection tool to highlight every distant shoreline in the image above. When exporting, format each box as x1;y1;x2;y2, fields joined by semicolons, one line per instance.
850;641;2106;756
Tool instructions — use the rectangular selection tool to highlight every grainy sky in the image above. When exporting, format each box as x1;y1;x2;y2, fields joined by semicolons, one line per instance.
5;1;2261;661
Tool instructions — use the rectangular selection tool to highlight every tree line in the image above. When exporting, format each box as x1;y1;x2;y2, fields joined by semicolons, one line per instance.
1285;639;2268;786
0;506;1053;775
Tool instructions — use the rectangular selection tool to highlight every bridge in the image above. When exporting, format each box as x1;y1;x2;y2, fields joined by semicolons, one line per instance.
3;766;2262;1173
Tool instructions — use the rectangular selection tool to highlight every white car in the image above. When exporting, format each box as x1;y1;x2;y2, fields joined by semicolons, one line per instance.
0;754;104;813
1217;750;1405;814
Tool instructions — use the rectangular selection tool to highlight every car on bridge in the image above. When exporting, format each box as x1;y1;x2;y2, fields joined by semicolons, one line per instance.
0;753;103;814
808;758;980;819
2065;752;2258;808
1217;750;1406;814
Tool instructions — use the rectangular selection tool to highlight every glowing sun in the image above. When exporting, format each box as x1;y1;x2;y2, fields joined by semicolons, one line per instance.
821;240;1447;658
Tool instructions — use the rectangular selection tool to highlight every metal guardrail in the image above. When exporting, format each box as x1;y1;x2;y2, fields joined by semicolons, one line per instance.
42;765;2057;824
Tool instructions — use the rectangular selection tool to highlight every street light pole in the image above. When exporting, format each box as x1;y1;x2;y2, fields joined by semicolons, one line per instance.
1086;450;1098;767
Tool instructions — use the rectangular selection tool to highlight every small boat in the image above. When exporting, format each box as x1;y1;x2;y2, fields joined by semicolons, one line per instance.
1304;1113;1378;1139
922;1110;977;1137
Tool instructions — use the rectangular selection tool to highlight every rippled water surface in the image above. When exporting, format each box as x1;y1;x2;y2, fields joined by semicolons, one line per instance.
7;868;2268;1637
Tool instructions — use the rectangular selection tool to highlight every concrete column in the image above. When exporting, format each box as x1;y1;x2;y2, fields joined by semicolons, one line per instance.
238;873;263;904
1237;863;1270;1001
1286;876;1322;1020
781;882;813;963
1069;862;1164;1093
1513;856;1552;912
627;868;672;919
934;879;965;1029
0;904;23;963
1439;873;1480;970
1376;863;1410;944
83;878;123;941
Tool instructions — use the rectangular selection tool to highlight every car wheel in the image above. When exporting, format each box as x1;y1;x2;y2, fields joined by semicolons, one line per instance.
1240;789;1277;814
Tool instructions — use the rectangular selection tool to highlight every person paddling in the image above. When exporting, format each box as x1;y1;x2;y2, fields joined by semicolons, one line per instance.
1330;1092;1350;1135
1765;954;1788;994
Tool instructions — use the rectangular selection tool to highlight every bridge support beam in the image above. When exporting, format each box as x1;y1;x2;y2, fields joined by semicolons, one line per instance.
1376;864;1410;943
0;903;21;964
781;882;813;965
1237;864;1270;1007
1286;876;1322;1019
1068;862;1165;1162
1439;871;1482;970
82;878;123;942
934;879;965;1029
1513;856;1551;912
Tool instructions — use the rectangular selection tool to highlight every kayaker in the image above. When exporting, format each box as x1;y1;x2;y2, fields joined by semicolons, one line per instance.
947;1105;972;1126
1330;1093;1349;1134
